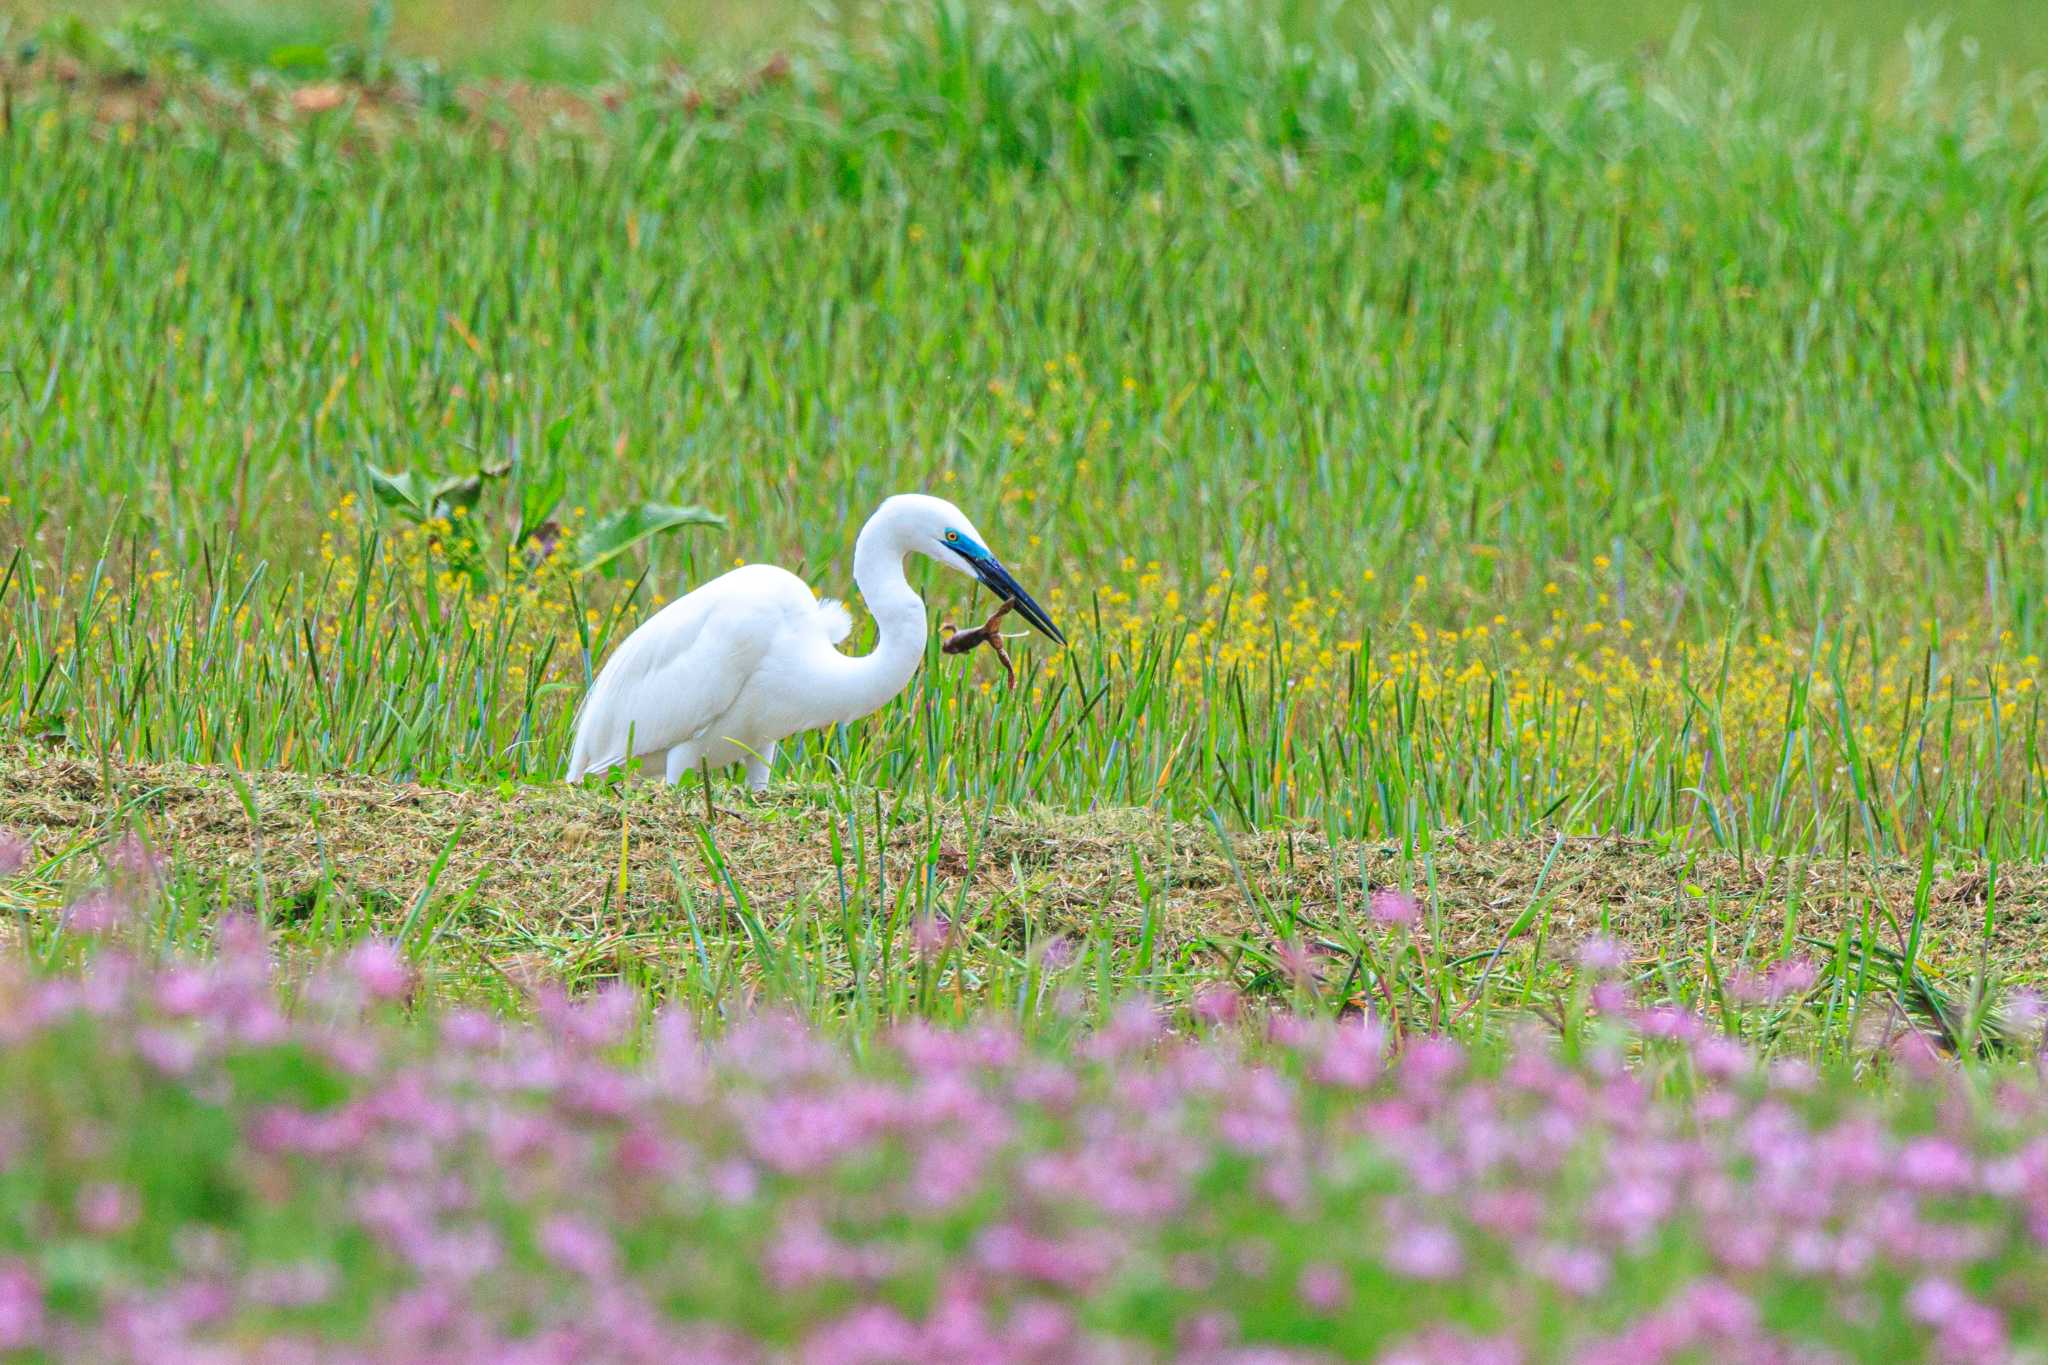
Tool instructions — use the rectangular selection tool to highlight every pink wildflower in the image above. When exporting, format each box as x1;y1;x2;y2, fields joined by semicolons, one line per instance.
1177;1310;1237;1351
1038;935;1077;971
1265;1013;1311;1048
1768;1057;1817;1092
63;889;129;935
1673;1278;1757;1339
568;981;639;1049
765;1217;842;1290
0;1262;44;1351
803;1304;920;1365
974;1223;1115;1292
244;1260;337;1309
911;914;950;959
0;831;30;879
75;1182;138;1236
536;1214;616;1280
1398;1036;1463;1090
2001;988;2046;1041
709;1159;758;1204
215;910;270;963
1191;983;1241;1025
1370;889;1419;927
1533;1244;1609;1297
1937;1303;2010;1362
1725;968;1768;1004
153;968;212;1017
347;940;411;1002
1690;1036;1749;1082
909;1139;985;1211
1087;997;1162;1059
1897;1137;1973;1192
134;1027;199;1076
1633;1005;1703;1042
1003;1299;1074;1354
1764;956;1818;1000
105;834;165;885
1378;1327;1525;1365
1297;1262;1348;1313
1906;1277;1969;1327
1576;935;1627;973
1315;1016;1387;1089
1384;1222;1463;1280
1903;1275;2010;1359
1893;1031;1946;1081
1589;980;1632;1015
1275;939;1315;986
440;1009;499;1050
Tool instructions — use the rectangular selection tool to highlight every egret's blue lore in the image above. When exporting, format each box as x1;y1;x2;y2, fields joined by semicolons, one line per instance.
565;493;1064;791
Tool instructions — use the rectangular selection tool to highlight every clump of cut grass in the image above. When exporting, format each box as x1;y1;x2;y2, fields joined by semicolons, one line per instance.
3;748;2042;1056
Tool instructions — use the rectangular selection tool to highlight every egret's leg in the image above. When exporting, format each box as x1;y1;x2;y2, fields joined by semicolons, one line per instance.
663;745;692;785
744;743;776;796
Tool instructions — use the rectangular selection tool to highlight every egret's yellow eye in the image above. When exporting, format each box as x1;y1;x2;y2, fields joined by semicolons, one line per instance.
946;531;959;542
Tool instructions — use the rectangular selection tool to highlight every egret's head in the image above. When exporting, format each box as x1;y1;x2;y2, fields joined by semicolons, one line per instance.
880;493;1065;645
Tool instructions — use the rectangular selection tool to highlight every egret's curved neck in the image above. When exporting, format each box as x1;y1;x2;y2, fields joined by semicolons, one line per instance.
833;515;927;722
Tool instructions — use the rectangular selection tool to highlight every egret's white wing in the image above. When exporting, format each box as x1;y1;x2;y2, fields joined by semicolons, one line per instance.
565;584;784;781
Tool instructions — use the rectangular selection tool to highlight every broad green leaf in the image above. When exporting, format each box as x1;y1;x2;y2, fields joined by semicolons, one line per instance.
364;464;431;521
517;460;569;546
53;16;110;64
542;413;575;458
366;463;503;524
428;472;486;515
572;502;725;575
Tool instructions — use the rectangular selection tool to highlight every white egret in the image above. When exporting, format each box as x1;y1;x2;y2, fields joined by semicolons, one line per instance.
564;493;1064;791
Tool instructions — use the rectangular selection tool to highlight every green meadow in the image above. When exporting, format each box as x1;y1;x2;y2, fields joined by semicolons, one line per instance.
6;4;2048;1358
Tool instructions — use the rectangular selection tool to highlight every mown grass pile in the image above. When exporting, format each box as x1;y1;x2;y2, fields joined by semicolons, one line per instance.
11;757;2048;1048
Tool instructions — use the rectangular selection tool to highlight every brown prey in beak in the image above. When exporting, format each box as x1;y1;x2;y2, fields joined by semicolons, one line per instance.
940;597;1021;686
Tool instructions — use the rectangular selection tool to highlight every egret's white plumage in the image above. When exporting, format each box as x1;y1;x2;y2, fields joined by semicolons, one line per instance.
565;493;1062;792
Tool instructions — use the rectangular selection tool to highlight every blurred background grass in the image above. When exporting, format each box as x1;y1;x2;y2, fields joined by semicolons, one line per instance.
4;0;2047;858
3;0;2047;1035
9;0;2048;81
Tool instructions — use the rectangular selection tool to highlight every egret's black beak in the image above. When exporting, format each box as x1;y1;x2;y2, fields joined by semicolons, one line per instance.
957;550;1065;645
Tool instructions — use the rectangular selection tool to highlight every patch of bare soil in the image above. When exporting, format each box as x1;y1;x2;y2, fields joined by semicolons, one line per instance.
0;51;794;144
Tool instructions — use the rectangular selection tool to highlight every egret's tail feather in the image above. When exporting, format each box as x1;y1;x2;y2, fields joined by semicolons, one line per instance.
564;735;614;783
565;652;632;782
566;707;632;783
565;610;678;781
565;720;605;783
567;720;631;783
816;598;853;645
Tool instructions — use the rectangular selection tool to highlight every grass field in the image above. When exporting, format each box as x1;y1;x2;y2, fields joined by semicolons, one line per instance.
4;0;2048;1357
16;0;2048;81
